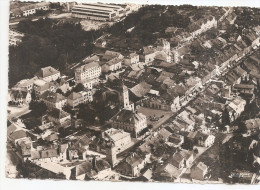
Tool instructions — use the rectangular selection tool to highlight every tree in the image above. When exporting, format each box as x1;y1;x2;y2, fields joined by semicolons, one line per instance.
56;88;64;95
222;107;230;127
23;118;41;130
77;104;96;124
31;89;37;101
72;83;84;93
29;101;47;117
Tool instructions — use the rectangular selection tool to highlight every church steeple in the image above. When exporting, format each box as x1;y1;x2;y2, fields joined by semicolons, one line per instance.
122;82;130;110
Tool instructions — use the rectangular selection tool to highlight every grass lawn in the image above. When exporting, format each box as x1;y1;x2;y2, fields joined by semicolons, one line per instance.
137;106;173;130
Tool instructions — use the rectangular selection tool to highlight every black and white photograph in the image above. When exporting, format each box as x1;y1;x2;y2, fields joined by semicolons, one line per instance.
3;0;260;186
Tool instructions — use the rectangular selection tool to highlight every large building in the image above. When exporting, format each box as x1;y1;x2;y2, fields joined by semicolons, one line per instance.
67;91;93;108
74;62;101;85
110;110;147;138
40;91;67;110
71;3;125;21
104;128;132;154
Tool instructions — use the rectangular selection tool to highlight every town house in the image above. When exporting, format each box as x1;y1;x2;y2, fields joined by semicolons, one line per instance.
41;91;67;109
67;91;92;108
75;62;101;84
227;97;247;122
190;162;209;181
110;109;147;138
124;53;139;66
101;57;122;73
104;128;132;154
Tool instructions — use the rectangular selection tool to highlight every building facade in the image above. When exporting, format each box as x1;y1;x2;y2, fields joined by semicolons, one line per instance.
75;62;101;84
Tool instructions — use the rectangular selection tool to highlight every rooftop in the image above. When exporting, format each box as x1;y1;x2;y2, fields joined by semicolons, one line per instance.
75;62;100;73
111;109;146;124
41;91;66;103
105;128;131;142
35;66;59;79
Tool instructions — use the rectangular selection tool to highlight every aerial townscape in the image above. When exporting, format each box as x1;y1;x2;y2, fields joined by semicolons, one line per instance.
6;1;260;184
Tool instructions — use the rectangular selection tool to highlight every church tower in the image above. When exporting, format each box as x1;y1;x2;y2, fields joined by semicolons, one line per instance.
118;82;134;111
122;83;130;109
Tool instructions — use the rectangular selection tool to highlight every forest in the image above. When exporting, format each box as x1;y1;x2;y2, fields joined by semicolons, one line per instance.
9;18;105;87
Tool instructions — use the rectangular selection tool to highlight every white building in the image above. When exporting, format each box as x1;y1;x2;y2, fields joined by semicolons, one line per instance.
227;97;247;122
71;3;125;21
75;62;101;84
104;128;131;154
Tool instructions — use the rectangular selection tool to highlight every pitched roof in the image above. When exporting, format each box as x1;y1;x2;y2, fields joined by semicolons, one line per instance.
244;118;260;130
168;133;183;144
164;164;181;178
82;55;100;63
187;131;199;139
9;130;27;140
95;159;111;172
179;150;193;160
59;143;68;154
75;161;94;177
68;92;82;100
138;143;151;155
48;108;70;120
7;123;18;136
168;152;184;168
41;148;59;158
35;66;59;78
234;84;254;89
111;110;146;124
107;57;122;66
31;150;41;160
105;128;130;142
102;50;123;61
14;77;37;88
75;62;100;73
130;82;152;98
196;162;208;171
157;128;172;140
126;153;144;167
156;71;175;83
41;91;66;103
